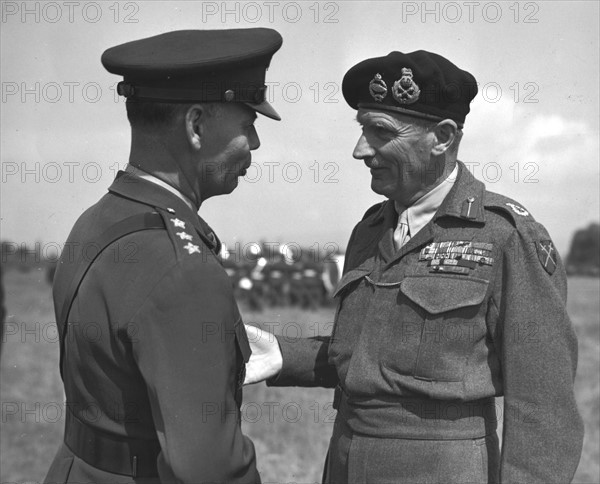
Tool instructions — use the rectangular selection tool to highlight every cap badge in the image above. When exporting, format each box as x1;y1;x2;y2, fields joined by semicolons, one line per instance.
392;68;420;105
368;73;388;102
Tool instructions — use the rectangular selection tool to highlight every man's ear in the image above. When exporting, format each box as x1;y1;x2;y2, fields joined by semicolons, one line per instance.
431;119;457;156
185;104;205;150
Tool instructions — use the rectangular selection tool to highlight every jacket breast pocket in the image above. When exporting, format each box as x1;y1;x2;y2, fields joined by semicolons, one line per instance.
397;275;489;382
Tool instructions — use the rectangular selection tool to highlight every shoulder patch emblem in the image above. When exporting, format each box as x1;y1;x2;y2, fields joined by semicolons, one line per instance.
537;240;557;275
506;203;529;216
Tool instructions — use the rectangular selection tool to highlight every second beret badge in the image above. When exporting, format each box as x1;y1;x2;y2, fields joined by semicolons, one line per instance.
392;67;420;105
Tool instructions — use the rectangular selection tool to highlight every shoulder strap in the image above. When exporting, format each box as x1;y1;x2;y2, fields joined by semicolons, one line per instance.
58;212;165;380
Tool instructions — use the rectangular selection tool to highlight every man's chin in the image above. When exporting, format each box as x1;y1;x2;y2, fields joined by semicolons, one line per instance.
223;177;239;194
204;178;239;199
370;179;394;198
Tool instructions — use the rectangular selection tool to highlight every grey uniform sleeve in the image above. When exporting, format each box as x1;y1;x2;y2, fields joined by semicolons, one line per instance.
268;336;338;388
491;224;583;483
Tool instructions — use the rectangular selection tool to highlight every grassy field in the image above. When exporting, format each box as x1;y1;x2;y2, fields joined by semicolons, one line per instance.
1;269;598;483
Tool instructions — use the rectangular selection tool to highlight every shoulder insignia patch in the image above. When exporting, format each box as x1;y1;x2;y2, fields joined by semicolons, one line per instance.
506;202;529;216
484;191;535;229
537;240;557;275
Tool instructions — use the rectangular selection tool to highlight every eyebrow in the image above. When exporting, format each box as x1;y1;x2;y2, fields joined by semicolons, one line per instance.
355;115;397;129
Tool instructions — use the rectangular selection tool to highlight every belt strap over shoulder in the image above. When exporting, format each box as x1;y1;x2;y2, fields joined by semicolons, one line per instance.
57;212;165;380
64;408;160;477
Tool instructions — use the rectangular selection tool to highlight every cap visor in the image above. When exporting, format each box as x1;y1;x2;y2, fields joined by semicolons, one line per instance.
244;100;281;121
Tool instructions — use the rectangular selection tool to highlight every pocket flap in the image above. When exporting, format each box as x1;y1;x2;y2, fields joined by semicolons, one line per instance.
400;276;489;314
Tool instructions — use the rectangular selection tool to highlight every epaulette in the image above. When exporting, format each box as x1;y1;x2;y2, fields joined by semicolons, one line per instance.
484;191;536;229
361;201;386;221
485;191;560;275
156;208;206;263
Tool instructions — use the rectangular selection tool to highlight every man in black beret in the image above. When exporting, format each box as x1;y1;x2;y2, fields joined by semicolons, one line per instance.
45;28;282;483
246;51;584;483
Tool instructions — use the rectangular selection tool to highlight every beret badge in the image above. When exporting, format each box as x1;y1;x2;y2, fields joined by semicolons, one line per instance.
368;73;388;102
392;67;420;105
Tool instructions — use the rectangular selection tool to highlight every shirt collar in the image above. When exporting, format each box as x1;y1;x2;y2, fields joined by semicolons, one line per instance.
125;164;196;212
394;164;459;237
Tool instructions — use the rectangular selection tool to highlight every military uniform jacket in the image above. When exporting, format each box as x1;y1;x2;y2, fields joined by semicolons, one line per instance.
272;161;583;483
45;172;258;484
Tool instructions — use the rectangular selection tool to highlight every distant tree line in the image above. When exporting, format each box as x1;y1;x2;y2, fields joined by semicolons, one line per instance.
566;223;600;277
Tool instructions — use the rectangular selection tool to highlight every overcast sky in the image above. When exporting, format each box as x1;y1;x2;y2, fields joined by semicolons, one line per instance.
2;1;598;257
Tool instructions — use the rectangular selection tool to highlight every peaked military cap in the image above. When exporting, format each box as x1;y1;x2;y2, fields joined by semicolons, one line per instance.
342;50;478;127
102;28;283;120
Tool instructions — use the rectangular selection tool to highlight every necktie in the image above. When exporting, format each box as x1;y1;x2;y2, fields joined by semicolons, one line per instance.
393;209;410;250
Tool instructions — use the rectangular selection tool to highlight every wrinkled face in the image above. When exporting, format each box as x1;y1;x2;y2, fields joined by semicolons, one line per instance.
198;103;260;199
353;108;440;205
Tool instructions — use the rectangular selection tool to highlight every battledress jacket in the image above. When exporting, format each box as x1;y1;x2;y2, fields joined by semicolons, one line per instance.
270;161;584;483
45;171;258;484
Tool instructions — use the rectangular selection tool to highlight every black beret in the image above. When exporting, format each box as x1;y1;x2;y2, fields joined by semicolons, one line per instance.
342;50;478;127
102;28;283;120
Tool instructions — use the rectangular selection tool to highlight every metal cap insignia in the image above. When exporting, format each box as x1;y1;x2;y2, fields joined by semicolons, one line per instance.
392;67;420;105
368;73;388;102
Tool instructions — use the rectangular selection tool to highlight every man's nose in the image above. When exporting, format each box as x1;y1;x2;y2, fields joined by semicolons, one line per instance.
249;125;260;150
352;134;375;159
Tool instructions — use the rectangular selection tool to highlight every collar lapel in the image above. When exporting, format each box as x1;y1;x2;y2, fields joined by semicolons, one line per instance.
376;201;399;263
434;161;486;224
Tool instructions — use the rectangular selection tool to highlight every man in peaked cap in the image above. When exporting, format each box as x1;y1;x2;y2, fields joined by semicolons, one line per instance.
245;51;584;483
45;28;282;484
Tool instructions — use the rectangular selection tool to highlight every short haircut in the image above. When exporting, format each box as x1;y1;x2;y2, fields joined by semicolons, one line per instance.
126;101;220;130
